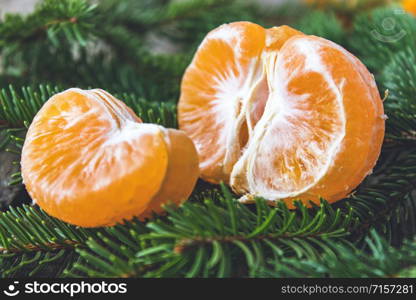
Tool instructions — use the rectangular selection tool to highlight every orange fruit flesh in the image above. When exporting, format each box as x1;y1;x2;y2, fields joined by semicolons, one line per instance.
22;88;199;227
179;22;266;183
141;128;200;219
178;22;385;206
233;36;384;204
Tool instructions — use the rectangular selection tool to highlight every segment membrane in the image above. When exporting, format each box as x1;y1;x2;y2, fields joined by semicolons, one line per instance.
232;37;346;199
178;22;266;182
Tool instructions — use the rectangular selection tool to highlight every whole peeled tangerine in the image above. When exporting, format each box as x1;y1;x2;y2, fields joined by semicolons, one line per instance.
178;22;385;206
21;88;199;227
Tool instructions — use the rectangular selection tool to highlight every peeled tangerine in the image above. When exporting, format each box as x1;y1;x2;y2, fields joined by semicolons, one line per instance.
21;88;199;227
178;22;385;206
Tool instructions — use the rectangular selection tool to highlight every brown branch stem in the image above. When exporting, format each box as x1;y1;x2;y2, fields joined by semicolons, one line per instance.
0;239;82;254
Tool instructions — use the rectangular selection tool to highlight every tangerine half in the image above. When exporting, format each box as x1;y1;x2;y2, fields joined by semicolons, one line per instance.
21;88;199;227
178;22;385;205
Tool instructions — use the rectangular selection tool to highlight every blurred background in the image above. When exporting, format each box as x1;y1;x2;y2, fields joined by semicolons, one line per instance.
2;0;290;16
0;0;286;10
0;0;411;105
1;0;39;14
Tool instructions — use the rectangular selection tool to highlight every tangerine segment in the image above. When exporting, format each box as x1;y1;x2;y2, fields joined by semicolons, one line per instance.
179;23;304;184
141;129;199;218
231;35;385;204
178;22;266;184
21;88;169;227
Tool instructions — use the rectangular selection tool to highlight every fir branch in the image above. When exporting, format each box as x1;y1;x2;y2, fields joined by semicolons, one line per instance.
381;46;416;112
0;0;97;48
70;148;416;278
342;151;416;245
0;250;79;278
0;205;87;277
70;186;357;278
0;0;415;279
1;156;415;278
154;0;263;52
347;7;416;72
0;204;148;277
0;85;177;129
294;10;345;45
0;85;60;127
0;205;90;254
257;230;416;278
0;82;414;277
378;45;416;146
384;112;416;147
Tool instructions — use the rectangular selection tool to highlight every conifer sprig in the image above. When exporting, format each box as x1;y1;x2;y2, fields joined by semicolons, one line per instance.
0;0;97;48
0;1;415;278
258;230;416;278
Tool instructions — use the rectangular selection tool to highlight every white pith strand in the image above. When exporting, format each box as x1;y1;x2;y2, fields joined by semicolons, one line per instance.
189;24;264;173
221;58;266;174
